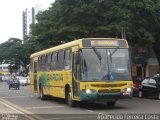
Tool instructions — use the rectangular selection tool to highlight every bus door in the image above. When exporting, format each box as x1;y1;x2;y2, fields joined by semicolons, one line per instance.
72;52;80;98
33;61;38;92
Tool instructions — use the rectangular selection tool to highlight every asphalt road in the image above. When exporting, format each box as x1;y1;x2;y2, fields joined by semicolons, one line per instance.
0;82;160;120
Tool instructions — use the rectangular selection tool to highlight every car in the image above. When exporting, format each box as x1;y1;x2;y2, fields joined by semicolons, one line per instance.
26;76;30;85
8;79;20;90
138;77;160;99
16;76;28;86
133;77;141;96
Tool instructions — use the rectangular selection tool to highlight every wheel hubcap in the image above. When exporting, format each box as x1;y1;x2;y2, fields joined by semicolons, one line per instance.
40;89;42;98
139;91;142;97
68;92;72;104
158;93;160;99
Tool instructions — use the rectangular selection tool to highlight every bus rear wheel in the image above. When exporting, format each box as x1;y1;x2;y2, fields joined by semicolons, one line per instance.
66;88;76;107
39;86;46;100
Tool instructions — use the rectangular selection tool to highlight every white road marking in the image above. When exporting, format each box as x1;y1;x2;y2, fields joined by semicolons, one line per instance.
43;115;97;120
86;109;94;112
0;91;10;92
117;102;125;105
25;106;65;110
0;98;36;120
2;96;29;99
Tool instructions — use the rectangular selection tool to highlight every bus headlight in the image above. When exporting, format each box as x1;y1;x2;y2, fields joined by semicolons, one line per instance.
121;88;132;95
122;88;132;92
127;88;132;92
85;89;96;94
86;89;91;93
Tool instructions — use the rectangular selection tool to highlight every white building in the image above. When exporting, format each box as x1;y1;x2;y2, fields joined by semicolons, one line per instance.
0;64;11;81
22;4;45;42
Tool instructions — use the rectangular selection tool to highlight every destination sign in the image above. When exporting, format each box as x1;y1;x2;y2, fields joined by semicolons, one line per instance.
82;39;127;47
91;40;118;46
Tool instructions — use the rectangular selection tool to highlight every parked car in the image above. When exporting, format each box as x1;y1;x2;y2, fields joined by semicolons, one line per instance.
26;76;30;85
133;77;141;96
16;76;28;86
138;77;160;99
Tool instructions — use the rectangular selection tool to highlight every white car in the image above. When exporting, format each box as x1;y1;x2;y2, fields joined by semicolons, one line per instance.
16;76;28;86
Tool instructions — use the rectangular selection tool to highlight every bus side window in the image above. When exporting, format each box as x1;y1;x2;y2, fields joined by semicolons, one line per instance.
38;57;40;71
46;54;52;71
57;50;64;70
38;56;42;72
41;55;46;72
64;49;71;70
51;52;57;70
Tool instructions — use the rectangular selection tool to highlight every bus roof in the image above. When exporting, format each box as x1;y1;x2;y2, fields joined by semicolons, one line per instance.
30;38;128;58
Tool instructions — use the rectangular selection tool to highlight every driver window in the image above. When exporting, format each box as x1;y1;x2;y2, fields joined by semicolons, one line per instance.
148;79;156;85
142;79;149;84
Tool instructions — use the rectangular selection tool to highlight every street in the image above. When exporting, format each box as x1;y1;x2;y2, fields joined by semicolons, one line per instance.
0;82;160;120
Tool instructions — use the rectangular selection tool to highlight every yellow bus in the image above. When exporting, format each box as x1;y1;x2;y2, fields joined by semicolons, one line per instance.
29;38;133;107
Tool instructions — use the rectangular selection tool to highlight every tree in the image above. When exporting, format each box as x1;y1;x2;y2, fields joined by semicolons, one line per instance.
30;0;160;70
0;38;36;75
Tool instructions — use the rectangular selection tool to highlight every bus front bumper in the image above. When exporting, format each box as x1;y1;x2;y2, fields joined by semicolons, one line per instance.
79;92;132;101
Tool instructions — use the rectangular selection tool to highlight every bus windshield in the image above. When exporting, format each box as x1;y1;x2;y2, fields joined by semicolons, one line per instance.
81;48;131;81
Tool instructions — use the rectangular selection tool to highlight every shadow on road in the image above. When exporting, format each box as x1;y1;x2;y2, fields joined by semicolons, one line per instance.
45;96;130;111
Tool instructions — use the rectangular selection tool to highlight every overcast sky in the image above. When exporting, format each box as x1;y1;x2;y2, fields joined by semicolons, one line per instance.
0;0;54;44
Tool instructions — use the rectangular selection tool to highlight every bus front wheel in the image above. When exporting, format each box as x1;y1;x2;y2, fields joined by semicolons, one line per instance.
66;88;76;107
106;101;116;107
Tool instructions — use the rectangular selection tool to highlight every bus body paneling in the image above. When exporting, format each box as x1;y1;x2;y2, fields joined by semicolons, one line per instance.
29;38;133;107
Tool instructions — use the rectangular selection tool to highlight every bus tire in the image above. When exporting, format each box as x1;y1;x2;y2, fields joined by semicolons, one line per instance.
66;88;76;107
39;86;46;100
106;101;116;107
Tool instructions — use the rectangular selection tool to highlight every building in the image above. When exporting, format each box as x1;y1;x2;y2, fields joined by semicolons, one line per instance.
131;47;159;80
22;4;44;42
0;64;11;81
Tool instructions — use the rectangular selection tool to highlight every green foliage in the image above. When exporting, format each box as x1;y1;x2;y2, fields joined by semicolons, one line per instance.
30;0;158;48
29;0;160;67
1;0;160;72
0;38;36;75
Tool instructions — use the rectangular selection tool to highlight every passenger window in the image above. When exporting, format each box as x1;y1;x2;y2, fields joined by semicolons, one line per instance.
64;49;71;70
51;52;57;70
57;50;64;70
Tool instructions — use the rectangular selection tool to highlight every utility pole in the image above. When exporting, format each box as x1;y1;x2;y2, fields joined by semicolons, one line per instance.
121;27;126;39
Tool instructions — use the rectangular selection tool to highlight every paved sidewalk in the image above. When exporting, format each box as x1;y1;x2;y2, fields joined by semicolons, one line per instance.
0;99;37;120
0;99;20;114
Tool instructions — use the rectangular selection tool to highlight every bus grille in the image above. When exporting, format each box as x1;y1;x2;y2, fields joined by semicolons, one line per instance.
98;89;121;93
91;83;127;87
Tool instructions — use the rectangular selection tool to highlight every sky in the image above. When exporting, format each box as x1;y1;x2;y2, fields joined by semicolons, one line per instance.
0;0;54;44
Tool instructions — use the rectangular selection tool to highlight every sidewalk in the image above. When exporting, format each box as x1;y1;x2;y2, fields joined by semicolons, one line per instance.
0;99;37;120
0;98;20;114
0;82;40;120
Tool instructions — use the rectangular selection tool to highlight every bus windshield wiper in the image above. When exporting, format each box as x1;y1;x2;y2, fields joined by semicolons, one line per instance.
92;47;102;65
108;47;119;63
111;47;119;56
